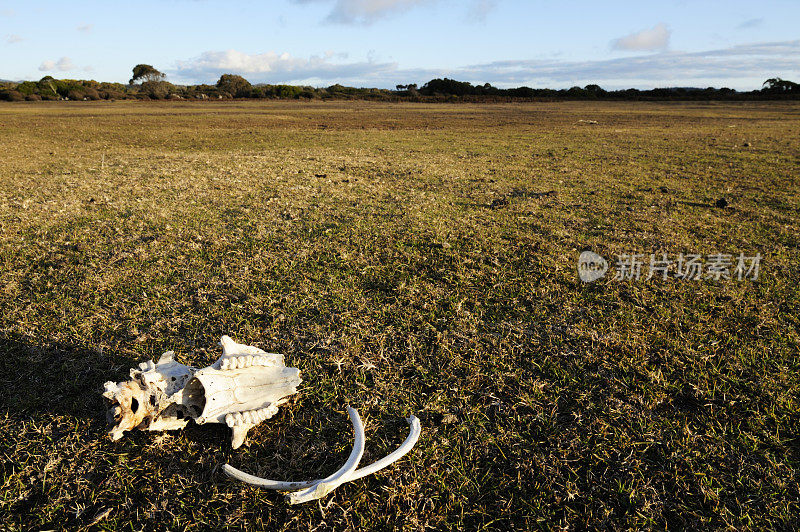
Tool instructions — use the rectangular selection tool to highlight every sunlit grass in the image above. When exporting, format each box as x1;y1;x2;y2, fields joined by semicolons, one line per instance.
0;100;798;529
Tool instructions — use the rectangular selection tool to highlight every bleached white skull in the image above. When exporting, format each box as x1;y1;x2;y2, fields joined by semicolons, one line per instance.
102;335;301;448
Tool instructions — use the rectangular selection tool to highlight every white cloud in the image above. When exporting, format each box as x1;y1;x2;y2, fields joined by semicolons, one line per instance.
172;49;397;84
467;0;497;22
434;40;800;89
5;34;23;44
171;40;800;91
39;57;76;72
295;0;497;24
737;18;763;30
295;0;434;24
332;0;426;24
77;23;94;33
612;23;671;52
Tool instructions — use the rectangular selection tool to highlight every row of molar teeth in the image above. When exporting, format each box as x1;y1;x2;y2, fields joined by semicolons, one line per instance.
220;355;272;370
225;405;277;427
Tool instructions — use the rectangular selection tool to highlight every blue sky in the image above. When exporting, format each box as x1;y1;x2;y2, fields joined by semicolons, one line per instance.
1;0;799;90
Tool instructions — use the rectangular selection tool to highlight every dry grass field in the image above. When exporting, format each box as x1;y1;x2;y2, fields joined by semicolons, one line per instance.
1;100;799;530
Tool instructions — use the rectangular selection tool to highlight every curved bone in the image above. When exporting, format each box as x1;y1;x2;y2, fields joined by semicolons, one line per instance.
222;406;365;492
287;406;365;504
222;411;421;503
346;415;421;481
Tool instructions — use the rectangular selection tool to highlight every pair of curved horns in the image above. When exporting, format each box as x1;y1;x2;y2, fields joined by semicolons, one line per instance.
222;406;421;504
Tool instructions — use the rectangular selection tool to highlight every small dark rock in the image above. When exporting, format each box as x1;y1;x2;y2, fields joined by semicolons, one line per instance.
715;197;728;208
742;142;751;147
658;186;670;193
489;197;509;209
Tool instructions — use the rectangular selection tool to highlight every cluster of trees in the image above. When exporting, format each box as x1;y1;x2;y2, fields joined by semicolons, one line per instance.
415;77;800;101
1;64;798;102
762;77;799;93
0;76;130;101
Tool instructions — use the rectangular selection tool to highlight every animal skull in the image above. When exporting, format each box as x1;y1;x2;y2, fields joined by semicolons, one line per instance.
103;335;301;448
103;335;421;503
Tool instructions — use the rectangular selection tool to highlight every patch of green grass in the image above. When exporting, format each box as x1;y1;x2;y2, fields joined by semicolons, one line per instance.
0;100;798;530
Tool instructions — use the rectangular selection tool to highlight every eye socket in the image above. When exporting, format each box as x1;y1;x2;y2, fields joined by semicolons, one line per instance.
131;398;139;414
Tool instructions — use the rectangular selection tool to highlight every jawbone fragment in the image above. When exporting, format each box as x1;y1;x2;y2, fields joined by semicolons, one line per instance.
102;336;301;448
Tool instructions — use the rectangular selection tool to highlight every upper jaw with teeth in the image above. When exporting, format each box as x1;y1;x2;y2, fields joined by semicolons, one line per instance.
220;354;279;370
102;335;301;448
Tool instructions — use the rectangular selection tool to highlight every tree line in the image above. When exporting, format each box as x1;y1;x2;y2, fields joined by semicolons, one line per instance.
1;64;798;102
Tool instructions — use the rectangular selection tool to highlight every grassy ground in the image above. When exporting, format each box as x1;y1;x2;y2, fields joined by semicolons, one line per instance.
0;100;798;530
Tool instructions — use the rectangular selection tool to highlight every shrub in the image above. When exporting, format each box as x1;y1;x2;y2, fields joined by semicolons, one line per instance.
421;78;475;96
140;80;174;99
16;81;38;96
83;88;101;100
216;74;252;98
1;90;25;102
100;90;125;100
274;84;302;99
37;76;59;98
25;94;42;101
99;82;128;94
67;89;86;101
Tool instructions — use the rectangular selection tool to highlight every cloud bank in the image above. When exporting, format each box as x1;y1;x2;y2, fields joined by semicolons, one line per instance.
612;23;671;52
467;0;497;22
737;18;764;30
455;41;800;87
39;57;75;72
294;0;428;24
173;49;397;85
171;40;800;90
295;0;497;24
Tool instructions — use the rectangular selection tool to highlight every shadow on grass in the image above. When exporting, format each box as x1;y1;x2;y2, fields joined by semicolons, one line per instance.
0;332;115;420
0;331;242;446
